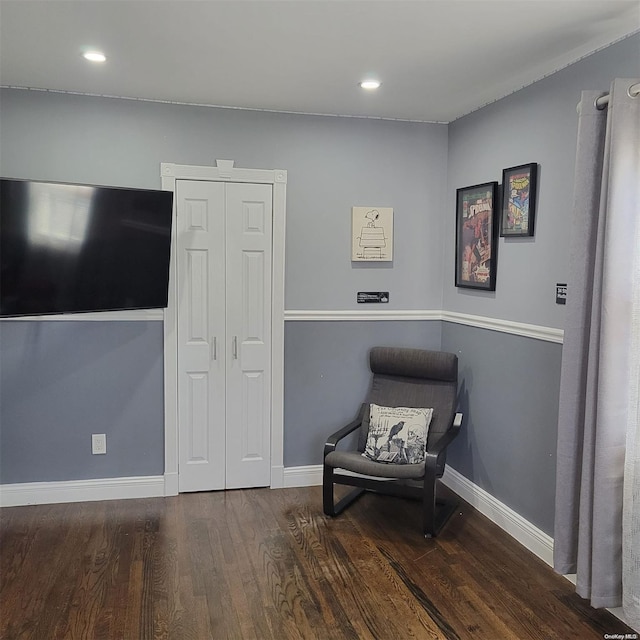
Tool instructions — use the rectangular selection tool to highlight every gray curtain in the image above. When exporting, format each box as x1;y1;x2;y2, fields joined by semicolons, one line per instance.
554;77;640;628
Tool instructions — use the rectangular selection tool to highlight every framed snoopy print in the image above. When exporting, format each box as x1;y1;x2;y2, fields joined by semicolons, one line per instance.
351;206;393;261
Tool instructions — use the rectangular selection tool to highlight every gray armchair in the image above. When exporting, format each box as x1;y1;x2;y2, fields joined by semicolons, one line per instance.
323;346;463;537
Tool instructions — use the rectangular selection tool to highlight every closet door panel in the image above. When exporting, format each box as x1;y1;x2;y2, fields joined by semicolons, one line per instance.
225;182;273;489
176;180;226;492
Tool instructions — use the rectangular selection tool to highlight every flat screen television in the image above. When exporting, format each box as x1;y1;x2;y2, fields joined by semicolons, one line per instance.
1;178;173;317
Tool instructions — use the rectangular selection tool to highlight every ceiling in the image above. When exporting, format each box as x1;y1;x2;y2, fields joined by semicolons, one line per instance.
1;0;638;123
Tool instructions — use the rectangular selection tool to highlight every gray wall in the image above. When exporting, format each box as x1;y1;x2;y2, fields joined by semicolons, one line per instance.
0;321;164;483
442;34;639;534
444;33;639;328
442;323;561;534
0;89;448;311
0;88;447;482
284;320;442;467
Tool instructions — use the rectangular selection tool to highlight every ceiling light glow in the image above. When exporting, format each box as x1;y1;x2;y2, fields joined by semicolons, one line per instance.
359;80;381;90
83;51;106;63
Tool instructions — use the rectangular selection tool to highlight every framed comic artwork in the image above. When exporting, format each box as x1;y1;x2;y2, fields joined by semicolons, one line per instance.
455;181;499;291
500;163;538;237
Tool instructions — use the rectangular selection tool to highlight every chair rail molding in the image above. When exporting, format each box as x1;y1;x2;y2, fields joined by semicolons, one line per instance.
285;309;441;322
440;311;564;344
284;309;564;344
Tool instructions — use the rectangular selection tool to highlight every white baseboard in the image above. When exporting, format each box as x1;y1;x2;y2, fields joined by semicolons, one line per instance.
441;465;554;566
282;463;554;567
283;464;323;487
0;475;166;507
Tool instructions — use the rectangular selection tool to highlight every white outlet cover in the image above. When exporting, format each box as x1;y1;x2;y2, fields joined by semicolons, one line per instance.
92;433;107;454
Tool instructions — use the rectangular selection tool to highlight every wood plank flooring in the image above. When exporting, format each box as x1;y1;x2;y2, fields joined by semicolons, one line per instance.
0;485;635;639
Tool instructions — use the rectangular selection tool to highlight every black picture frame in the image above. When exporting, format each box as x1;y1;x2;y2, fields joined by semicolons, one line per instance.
455;181;499;291
500;163;538;237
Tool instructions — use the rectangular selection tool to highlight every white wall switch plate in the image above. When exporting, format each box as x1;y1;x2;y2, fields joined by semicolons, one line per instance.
92;433;107;455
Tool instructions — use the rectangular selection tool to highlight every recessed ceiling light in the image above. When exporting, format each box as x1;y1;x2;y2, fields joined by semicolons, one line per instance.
83;51;106;63
359;80;381;90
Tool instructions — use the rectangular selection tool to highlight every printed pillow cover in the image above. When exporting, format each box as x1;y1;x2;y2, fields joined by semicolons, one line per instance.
362;404;433;464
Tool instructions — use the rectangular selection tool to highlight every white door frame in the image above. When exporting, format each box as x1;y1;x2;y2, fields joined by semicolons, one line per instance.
160;160;287;495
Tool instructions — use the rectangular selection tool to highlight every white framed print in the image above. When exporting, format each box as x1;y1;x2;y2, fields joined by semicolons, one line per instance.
351;206;393;261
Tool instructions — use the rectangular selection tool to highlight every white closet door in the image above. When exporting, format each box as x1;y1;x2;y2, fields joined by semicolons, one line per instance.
224;182;273;489
176;179;273;492
176;180;226;492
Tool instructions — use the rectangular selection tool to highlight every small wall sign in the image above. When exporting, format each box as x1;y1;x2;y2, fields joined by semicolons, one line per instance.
357;292;389;303
556;283;567;305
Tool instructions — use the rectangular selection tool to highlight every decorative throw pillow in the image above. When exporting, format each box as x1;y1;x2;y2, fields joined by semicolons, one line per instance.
362;404;433;464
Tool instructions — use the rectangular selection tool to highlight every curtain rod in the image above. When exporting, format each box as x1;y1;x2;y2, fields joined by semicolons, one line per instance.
582;81;640;112
595;81;640;108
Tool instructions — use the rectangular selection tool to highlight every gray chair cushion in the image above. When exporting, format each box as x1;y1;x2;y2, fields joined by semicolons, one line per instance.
325;450;425;479
369;347;457;382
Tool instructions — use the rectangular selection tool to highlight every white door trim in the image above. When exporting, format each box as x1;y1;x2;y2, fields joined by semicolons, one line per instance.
161;160;287;494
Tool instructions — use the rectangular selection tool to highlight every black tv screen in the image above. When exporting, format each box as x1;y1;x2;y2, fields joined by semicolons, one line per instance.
1;178;173;317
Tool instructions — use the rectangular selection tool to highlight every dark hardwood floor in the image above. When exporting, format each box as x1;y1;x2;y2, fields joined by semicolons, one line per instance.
0;484;635;639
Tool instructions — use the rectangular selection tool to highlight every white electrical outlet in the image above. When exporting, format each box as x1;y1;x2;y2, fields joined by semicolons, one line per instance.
92;433;107;455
